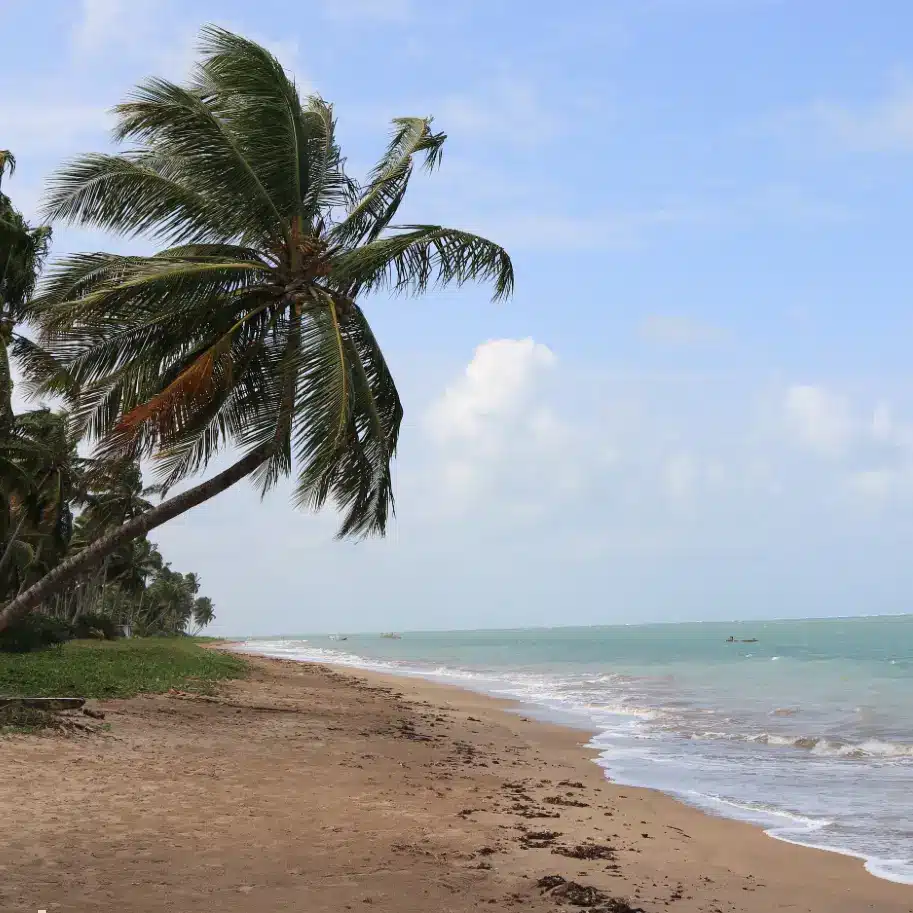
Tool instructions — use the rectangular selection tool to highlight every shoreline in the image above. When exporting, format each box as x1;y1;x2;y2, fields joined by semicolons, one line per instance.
324;662;910;871
232;642;912;889
296;658;913;911
2;651;910;911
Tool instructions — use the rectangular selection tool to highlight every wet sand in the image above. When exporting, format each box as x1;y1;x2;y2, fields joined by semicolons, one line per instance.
0;654;910;912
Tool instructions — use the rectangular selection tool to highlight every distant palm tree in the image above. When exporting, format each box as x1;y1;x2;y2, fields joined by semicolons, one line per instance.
77;457;155;537
0;27;512;631
191;595;215;634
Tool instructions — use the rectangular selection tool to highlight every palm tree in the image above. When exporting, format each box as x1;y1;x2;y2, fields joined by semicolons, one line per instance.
0;150;52;429
0;27;513;632
191;595;215;634
77;457;155;538
5;409;81;584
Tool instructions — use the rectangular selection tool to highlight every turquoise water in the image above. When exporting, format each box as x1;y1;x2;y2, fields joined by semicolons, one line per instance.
242;615;913;884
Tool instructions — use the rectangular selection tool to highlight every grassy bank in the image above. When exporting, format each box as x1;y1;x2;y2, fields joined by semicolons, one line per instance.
0;638;248;700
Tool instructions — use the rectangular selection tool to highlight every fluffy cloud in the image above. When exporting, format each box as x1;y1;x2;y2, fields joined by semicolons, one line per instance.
426;338;556;445
781;385;913;502
422;338;580;513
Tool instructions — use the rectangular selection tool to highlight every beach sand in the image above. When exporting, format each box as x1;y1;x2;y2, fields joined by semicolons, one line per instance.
1;653;910;912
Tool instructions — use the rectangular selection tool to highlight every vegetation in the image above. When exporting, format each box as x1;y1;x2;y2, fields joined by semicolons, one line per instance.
0;154;218;648
0;26;512;636
0;637;248;699
0;27;512;632
0;150;51;433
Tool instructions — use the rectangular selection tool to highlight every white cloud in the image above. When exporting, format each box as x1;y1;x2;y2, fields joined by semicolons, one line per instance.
426;338;556;445
779;386;913;504
639;314;727;346
420;339;750;519
784;385;852;457
423;338;587;514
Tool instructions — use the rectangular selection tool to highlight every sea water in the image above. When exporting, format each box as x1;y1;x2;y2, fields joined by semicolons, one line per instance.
241;616;913;884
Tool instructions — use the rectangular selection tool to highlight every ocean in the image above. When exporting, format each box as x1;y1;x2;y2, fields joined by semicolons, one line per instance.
240;615;913;885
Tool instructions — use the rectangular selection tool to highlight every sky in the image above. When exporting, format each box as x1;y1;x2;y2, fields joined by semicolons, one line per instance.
3;0;913;635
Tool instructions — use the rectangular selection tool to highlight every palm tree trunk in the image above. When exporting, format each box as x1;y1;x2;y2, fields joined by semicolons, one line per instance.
0;503;32;585
0;470;51;584
0;446;269;633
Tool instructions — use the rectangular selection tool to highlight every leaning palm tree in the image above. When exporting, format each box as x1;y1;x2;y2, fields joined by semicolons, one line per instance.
0;27;512;632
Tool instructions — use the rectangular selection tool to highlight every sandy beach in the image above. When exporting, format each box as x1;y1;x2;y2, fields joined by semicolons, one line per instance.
1;653;910;912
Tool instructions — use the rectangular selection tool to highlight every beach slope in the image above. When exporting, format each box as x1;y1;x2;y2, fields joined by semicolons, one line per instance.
0;654;908;912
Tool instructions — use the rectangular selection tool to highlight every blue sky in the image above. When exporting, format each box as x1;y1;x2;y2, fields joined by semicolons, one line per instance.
3;0;913;634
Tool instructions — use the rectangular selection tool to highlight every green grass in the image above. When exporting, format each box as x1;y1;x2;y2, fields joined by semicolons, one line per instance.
0;638;249;700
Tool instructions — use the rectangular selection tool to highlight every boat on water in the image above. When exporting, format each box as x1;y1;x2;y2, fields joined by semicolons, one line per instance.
328;634;348;641
380;632;401;640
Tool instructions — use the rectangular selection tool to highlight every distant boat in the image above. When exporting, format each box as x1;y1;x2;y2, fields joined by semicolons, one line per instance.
380;632;401;640
328;634;348;641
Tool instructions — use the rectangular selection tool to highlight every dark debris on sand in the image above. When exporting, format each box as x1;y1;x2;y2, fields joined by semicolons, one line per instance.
519;830;562;849
552;843;616;861
544;796;590;808
536;876;644;912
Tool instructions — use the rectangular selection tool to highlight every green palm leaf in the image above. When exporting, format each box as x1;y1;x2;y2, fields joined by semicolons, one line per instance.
331;117;446;247
330;225;514;300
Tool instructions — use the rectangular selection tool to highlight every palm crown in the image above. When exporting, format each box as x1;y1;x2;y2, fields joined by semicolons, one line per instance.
34;26;513;539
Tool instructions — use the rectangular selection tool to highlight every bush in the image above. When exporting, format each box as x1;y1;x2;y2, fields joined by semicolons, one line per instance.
72;613;120;641
0;614;74;653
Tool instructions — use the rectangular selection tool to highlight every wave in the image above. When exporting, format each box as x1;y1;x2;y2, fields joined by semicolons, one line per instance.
687;729;913;759
679;793;913;885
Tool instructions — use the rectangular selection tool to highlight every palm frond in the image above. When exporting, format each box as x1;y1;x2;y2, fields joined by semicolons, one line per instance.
10;334;80;404
193;26;307;222
299;97;357;224
0;150;16;183
330;117;445;247
291;294;401;537
112;77;290;246
330;224;514;301
41;153;226;244
37;254;273;343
